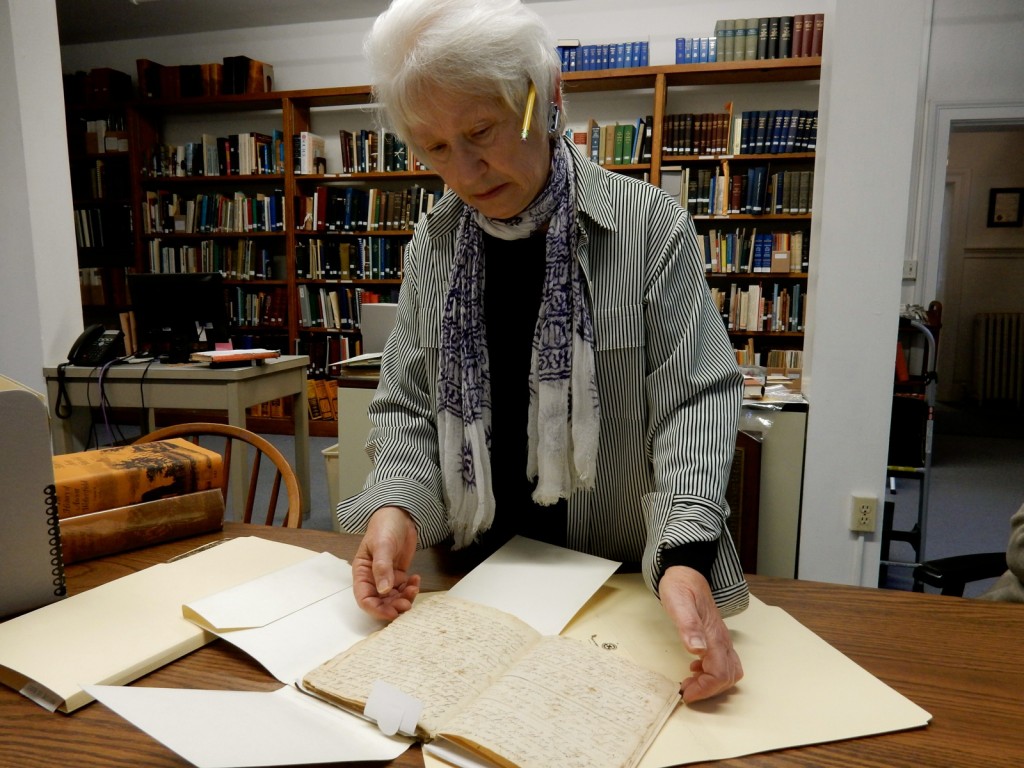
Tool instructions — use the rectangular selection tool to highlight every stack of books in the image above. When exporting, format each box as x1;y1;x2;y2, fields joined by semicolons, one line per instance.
52;439;225;564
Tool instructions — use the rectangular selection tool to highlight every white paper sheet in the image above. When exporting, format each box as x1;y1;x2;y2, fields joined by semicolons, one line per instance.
448;535;621;635
183;552;382;684
85;684;410;768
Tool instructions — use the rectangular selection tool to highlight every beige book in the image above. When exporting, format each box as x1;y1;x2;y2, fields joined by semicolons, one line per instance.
301;592;679;768
59;488;224;565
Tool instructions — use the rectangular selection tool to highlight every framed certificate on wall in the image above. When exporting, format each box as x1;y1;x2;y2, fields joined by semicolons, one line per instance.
987;187;1023;227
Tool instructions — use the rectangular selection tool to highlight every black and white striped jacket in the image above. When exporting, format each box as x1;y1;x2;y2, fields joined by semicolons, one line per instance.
338;138;749;616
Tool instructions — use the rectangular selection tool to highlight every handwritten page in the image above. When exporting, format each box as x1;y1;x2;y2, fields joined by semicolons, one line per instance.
433;635;679;768
302;591;679;768
302;593;539;736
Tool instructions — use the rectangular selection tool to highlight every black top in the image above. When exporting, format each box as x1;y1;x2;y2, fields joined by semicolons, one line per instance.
479;231;568;553
476;231;717;580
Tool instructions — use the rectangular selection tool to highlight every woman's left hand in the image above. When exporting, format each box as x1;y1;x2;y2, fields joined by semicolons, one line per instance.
659;565;743;703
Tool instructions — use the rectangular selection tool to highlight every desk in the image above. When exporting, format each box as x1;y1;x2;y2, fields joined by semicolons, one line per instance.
44;356;311;520
2;524;1021;766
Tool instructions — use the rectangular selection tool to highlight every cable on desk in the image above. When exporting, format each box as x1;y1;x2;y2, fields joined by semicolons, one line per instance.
54;363;73;419
139;357;157;434
97;359;130;447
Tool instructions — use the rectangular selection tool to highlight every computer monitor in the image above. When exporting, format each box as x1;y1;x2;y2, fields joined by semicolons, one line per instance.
127;272;232;363
359;302;398;354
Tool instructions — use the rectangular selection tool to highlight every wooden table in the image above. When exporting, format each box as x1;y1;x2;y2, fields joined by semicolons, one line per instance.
44;355;311;520
1;523;1021;767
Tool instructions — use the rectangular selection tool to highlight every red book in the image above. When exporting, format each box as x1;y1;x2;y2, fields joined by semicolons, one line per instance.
792;15;807;58
810;13;825;57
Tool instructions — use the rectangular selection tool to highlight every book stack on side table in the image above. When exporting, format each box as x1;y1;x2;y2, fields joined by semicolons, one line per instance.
52;439;225;564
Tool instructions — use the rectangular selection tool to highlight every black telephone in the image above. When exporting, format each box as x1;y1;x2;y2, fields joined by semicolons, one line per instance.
68;323;125;367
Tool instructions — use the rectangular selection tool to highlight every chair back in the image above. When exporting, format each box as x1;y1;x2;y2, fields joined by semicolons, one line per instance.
133;422;301;528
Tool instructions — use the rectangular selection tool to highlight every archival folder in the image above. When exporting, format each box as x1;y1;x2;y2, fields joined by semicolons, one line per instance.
0;376;66;619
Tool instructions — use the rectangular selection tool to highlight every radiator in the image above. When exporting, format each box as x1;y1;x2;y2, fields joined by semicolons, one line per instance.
974;312;1024;407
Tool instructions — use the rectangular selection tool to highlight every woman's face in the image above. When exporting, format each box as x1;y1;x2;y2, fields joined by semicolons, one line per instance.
407;92;551;220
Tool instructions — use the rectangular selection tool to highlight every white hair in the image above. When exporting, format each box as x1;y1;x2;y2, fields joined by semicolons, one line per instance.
364;0;564;142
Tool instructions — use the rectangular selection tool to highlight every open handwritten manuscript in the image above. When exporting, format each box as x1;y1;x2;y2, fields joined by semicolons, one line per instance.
301;593;680;768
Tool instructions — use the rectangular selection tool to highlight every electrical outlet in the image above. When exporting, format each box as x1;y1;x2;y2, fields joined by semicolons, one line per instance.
850;495;878;532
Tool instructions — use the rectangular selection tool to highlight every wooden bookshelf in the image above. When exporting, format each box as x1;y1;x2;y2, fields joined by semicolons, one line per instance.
64;57;819;434
564;57;819;370
63;69;136;332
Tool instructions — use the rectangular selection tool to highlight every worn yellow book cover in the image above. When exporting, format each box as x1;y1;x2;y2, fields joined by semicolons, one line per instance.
52;438;223;518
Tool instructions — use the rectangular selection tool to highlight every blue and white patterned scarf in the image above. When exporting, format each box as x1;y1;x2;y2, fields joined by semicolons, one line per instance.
438;138;600;548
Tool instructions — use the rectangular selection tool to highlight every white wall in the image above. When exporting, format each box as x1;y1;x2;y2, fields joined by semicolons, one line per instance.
798;0;929;585
42;0;1024;585
0;0;80;393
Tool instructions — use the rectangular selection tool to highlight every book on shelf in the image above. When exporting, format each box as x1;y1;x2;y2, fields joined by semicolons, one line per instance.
741;18;757;60
767;17;780;59
641;113;654;163
59;488;224;565
294;131;326;175
756;18;770;60
300;592;679;768
221;55;274;95
713;19;726;62
178;64;204;98
52;438;223;519
779;16;794;58
725;18;740;62
810;13;825;58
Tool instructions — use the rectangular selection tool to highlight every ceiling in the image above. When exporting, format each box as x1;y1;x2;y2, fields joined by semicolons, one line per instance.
56;0;391;45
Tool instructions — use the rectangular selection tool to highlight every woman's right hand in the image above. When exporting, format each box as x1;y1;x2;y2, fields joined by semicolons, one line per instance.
351;505;421;620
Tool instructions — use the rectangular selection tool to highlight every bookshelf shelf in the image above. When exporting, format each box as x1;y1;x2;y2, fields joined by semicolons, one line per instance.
140;174;286;184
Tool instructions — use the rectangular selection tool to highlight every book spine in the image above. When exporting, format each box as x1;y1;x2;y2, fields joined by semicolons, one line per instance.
792;15;806;58
779;16;793;59
58;489;224;565
755;18;769;60
810;13;825;57
768;17;780;59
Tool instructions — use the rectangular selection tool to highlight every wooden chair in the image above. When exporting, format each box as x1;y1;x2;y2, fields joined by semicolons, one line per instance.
133;422;302;528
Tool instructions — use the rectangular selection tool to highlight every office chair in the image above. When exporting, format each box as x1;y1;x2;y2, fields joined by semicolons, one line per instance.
133;422;302;528
911;552;1007;596
912;502;1023;598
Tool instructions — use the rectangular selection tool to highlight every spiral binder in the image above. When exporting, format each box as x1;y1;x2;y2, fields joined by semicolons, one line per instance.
46;484;68;598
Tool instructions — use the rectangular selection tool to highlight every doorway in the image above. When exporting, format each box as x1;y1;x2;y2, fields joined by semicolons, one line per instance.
936;123;1024;405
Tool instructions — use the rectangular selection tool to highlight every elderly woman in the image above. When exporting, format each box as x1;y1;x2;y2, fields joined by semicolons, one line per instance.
338;0;747;703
